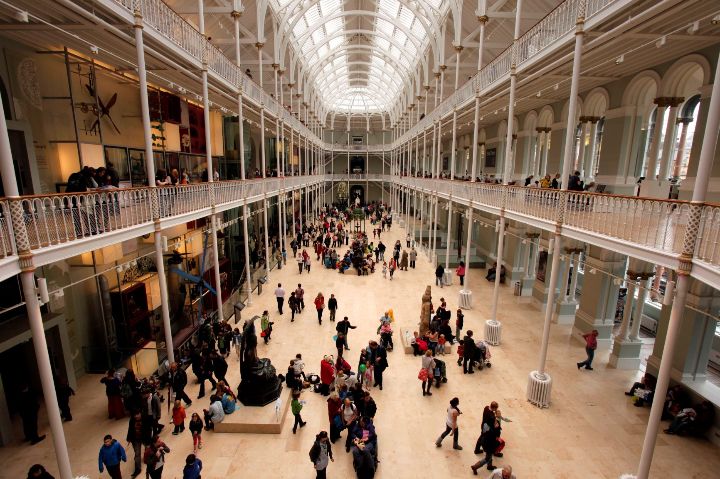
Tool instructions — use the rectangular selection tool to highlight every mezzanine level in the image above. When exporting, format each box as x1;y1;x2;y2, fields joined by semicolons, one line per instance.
0;174;718;291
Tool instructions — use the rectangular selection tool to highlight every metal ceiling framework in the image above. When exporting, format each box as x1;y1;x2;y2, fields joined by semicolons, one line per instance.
271;0;451;118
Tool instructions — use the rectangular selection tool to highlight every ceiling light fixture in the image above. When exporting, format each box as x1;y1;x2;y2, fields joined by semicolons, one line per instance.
688;21;700;34
615;54;624;64
553;83;559;91
536;91;541;97
15;10;29;23
712;15;720;25
90;45;99;55
656;35;666;48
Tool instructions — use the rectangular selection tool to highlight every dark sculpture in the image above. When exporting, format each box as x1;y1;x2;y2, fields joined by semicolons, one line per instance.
237;316;282;406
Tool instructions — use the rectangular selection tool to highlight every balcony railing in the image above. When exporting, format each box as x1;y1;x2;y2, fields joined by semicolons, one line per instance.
0;175;718;289
393;0;615;146
391;176;720;286
0;176;322;271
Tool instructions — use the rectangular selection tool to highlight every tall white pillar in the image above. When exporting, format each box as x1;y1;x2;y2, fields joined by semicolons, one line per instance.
576;120;588;173
636;50;720;479
528;3;585;407
617;277;636;341
445;200;453;269
630;277;652;341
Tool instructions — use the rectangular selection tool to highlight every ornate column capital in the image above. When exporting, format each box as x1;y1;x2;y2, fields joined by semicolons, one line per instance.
255;42;264;49
230;9;243;19
439;64;448;71
477;14;489;23
454;45;464;53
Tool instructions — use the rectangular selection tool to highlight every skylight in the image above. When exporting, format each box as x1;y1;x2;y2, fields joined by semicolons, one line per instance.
270;0;449;115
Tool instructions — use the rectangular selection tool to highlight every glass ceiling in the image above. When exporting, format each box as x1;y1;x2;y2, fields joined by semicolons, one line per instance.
271;0;448;115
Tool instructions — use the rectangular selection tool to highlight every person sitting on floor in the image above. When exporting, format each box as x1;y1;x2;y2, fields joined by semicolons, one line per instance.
625;373;656;407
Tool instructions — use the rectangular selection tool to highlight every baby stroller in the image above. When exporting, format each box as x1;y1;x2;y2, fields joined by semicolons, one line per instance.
433;358;448;387
473;340;492;370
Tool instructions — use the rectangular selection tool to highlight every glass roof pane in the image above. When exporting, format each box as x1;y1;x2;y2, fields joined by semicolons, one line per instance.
269;0;451;114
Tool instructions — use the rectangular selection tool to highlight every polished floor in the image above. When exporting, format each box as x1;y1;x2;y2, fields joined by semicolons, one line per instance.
3;217;720;479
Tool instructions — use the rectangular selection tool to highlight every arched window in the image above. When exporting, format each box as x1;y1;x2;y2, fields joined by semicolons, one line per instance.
674;94;701;179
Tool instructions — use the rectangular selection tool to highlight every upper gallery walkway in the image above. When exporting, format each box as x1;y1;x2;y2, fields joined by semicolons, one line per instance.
1;173;718;290
330;173;720;289
0;175;323;281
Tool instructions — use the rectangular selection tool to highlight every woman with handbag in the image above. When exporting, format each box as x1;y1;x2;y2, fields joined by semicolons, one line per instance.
420;350;436;396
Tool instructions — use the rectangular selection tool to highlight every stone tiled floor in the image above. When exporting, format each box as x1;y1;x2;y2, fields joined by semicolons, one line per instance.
3;216;719;479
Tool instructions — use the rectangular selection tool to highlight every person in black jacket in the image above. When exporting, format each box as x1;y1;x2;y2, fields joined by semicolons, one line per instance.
336;317;357;350
367;341;388;390
211;352;228;384
169;362;192;407
55;377;75;422
328;294;338;322
197;353;217;399
126;411;152;477
463;331;477;374
26;464;54;479
435;264;445;288
19;385;45;445
361;392;377;419
471;416;501;473
309;431;334;478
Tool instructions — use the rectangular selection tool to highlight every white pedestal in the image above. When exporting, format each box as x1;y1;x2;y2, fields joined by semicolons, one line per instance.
484;320;502;346
443;271;453;286
526;370;552;408
459;290;473;309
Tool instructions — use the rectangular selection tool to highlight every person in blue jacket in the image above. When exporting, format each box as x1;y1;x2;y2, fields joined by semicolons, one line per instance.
98;434;127;478
182;454;203;479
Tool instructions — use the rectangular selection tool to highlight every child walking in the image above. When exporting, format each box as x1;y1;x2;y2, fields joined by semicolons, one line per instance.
189;412;203;453
456;340;464;366
382;261;387;279
291;390;307;434
172;399;186;435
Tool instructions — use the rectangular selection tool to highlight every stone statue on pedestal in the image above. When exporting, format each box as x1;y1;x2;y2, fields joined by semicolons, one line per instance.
419;285;432;336
238;316;282;406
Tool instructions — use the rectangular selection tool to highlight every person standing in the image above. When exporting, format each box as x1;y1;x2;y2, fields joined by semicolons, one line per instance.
314;292;325;324
577;329;599;370
462;331;477;374
367;341;388;390
98;434;127;479
296;284;305;311
409;247;417;268
336;317;356;350
328;294;338;322
126;411;150;478
297;252;304;274
100;370;125;420
168;362;192;407
435;264;445;288
140;388;163;437
309;431;334;479
19;385;45;445
289;292;299;322
421;350;436;396
55;377;75;422
456;261;466;286
455;309;464;342
188;412;203;453
291;390;307;434
261;311;273;344
435;397;463;450
143;435;170;479
275;283;286;314
171;399;186;435
182;454;202;479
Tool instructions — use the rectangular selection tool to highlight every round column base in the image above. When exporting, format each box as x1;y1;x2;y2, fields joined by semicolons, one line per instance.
443;271;453;286
484;319;502;346
526;370;553;408
459;289;473;309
